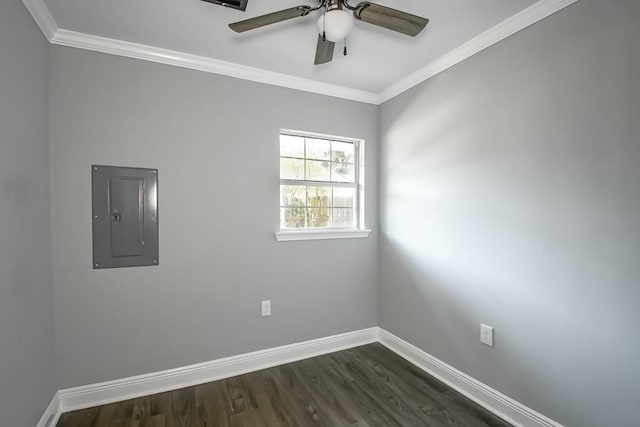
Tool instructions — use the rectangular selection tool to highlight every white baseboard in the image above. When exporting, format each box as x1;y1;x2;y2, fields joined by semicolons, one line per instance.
44;327;560;427
57;327;378;413
378;329;563;427
36;392;60;427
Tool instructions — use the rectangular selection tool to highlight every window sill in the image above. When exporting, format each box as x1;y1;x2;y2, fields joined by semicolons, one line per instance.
275;229;372;242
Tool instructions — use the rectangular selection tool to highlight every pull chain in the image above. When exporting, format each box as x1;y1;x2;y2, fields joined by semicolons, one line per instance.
322;10;326;41
343;38;348;56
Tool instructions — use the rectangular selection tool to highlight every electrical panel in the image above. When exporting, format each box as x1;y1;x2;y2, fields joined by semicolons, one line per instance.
92;165;159;269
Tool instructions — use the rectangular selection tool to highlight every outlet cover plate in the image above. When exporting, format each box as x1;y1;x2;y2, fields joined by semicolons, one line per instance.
261;300;271;317
481;324;494;347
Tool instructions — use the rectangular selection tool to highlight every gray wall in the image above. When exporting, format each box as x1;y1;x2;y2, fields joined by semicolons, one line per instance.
49;46;379;388
378;1;640;426
0;0;56;426
13;1;638;424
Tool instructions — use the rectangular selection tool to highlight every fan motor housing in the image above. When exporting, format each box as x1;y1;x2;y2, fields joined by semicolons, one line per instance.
202;0;248;12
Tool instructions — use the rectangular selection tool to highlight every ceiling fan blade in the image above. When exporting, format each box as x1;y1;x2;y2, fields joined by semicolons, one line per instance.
354;2;429;37
229;6;312;33
314;35;335;65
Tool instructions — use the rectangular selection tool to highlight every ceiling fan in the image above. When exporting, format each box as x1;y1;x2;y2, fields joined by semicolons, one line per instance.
227;0;429;65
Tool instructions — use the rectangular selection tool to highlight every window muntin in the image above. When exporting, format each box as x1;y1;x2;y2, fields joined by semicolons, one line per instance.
280;132;360;230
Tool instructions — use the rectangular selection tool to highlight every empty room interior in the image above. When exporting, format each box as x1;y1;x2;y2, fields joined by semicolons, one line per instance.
2;0;639;426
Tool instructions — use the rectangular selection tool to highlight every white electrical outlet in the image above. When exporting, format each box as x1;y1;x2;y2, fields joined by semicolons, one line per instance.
480;324;494;347
261;300;271;317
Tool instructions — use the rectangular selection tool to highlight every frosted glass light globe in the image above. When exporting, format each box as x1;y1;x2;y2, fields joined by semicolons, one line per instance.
317;9;354;42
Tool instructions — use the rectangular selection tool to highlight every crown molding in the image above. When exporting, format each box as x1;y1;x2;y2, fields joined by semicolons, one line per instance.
23;0;580;105
378;0;581;103
21;0;57;40
50;29;380;105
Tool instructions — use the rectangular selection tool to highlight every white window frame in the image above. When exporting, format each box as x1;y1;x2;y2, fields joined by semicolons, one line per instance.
276;129;371;242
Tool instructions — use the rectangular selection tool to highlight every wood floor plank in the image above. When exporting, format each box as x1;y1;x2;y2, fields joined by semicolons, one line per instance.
259;368;310;426
194;381;233;427
346;354;431;423
131;396;152;421
131;414;166;427
57;344;512;427
272;364;333;426
360;345;511;427
93;403;131;427
58;406;101;426
289;357;365;426
345;346;461;426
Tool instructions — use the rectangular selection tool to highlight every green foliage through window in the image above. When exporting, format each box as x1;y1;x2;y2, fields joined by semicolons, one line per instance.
280;133;360;229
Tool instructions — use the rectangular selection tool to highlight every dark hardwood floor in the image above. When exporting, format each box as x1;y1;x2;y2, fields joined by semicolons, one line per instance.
57;343;511;427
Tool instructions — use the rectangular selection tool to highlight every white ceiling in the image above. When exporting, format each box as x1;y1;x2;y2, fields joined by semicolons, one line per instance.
42;0;538;94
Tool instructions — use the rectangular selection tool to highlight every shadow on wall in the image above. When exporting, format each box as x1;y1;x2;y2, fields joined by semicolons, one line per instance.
377;72;640;426
379;209;624;424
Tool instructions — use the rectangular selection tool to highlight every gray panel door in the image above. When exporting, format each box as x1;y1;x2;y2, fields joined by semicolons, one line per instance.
109;176;144;257
92;165;159;269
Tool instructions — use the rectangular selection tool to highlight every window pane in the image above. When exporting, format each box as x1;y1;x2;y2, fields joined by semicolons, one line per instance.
333;187;355;208
280;158;304;180
281;207;307;228
280;134;305;158
331;141;355;163
332;208;354;228
331;163;354;183
307;206;330;228
306;138;330;161
307;186;332;208
279;132;362;231
306;160;330;181
280;185;306;207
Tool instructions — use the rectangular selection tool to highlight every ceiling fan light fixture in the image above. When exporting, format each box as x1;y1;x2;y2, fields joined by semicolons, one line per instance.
317;9;354;42
228;1;429;66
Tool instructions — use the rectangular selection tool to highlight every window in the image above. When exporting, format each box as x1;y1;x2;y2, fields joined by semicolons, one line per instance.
277;131;369;240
